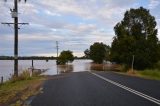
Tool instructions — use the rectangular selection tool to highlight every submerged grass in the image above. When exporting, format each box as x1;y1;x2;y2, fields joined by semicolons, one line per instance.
0;70;46;106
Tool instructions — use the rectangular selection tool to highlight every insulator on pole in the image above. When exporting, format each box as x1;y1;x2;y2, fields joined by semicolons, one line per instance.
19;0;27;3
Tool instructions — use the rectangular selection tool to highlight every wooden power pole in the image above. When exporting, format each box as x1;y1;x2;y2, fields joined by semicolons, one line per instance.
2;0;28;77
56;41;59;65
56;41;59;58
14;0;19;77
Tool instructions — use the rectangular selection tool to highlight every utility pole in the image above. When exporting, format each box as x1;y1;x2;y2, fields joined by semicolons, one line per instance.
56;41;59;65
2;0;28;77
56;41;59;58
14;0;18;77
56;41;59;74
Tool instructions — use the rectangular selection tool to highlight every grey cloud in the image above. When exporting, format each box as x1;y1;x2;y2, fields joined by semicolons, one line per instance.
148;0;160;9
0;0;160;56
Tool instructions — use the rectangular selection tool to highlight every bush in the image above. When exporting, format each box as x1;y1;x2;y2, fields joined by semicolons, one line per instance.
58;50;74;65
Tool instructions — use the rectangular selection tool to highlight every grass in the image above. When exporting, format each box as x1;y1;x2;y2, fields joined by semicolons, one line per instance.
113;64;160;80
89;62;160;80
137;69;160;80
0;70;46;106
118;69;160;80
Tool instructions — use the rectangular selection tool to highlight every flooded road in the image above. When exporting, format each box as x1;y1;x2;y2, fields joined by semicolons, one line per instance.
0;60;92;81
0;59;117;81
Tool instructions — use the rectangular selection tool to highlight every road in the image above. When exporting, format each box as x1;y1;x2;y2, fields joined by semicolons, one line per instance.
31;71;160;106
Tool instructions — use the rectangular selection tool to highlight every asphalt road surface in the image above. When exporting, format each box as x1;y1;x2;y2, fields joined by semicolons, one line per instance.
31;71;160;106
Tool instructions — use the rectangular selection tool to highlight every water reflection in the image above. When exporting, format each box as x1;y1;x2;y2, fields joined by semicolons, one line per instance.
47;60;92;75
90;63;105;71
0;60;119;81
57;64;73;74
56;62;117;74
89;63;119;71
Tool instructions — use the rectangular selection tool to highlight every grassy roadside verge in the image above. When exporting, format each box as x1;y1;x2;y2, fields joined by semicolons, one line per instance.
136;69;160;80
89;63;160;80
117;68;160;80
98;63;160;80
0;73;46;106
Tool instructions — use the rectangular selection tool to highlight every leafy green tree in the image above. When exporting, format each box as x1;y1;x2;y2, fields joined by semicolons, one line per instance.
87;42;108;63
58;50;74;65
111;7;159;69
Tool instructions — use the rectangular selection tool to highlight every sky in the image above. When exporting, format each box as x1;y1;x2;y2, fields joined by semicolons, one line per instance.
0;0;160;57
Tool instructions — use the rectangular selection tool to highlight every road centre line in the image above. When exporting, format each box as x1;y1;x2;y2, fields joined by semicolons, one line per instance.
90;72;160;105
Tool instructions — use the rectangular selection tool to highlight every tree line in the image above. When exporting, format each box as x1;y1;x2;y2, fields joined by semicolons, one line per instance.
2;7;159;70
84;7;160;70
56;7;160;69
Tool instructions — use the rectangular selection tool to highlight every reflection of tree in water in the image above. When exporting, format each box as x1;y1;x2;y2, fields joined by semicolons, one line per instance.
89;63;121;71
58;64;73;73
90;63;105;71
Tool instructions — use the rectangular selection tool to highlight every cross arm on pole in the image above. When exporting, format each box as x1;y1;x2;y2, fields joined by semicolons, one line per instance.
1;22;29;25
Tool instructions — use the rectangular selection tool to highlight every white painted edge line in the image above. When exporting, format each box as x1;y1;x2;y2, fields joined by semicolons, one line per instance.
90;72;160;105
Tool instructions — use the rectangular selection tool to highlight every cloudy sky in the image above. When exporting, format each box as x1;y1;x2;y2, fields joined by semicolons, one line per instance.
0;0;160;57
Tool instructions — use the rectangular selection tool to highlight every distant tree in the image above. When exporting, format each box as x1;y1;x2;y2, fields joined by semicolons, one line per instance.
104;45;110;61
74;56;78;59
58;50;74;65
84;49;90;58
87;42;108;63
111;7;159;69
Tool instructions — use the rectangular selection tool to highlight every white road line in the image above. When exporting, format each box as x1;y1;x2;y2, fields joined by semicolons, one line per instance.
90;72;160;105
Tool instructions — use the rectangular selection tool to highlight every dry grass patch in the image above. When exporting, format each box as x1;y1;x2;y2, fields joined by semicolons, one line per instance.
0;71;46;106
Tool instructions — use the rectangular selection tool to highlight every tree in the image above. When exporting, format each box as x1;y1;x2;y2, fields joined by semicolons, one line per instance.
84;49;90;58
87;42;108;64
104;45;110;61
58;50;74;65
111;7;159;69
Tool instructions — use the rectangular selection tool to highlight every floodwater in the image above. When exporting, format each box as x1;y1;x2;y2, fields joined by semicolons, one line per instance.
0;60;92;81
0;59;116;81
